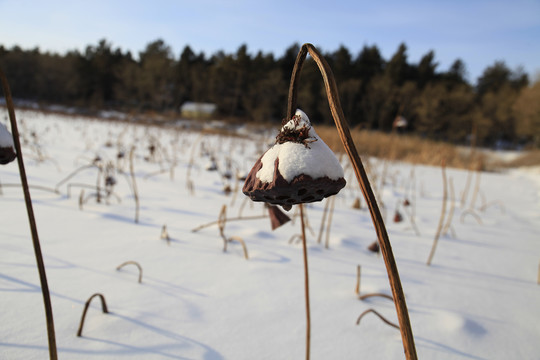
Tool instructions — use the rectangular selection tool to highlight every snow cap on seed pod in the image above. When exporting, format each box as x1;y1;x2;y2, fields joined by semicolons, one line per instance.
0;122;16;165
242;109;346;211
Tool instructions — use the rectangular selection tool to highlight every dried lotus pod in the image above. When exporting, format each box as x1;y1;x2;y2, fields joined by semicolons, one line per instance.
0;122;16;165
243;109;346;210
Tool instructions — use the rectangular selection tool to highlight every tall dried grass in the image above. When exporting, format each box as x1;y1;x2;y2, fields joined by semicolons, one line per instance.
316;126;474;169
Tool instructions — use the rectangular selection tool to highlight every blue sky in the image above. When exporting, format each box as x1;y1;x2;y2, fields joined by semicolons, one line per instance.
1;0;539;83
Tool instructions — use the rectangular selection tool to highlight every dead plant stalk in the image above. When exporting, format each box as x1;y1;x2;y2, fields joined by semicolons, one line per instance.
427;159;448;266
299;204;311;360
287;43;417;359
0;67;58;359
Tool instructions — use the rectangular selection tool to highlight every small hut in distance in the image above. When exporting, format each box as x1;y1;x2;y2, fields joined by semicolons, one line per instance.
180;101;217;120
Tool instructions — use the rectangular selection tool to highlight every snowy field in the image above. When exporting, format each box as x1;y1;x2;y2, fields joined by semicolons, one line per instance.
1;109;539;359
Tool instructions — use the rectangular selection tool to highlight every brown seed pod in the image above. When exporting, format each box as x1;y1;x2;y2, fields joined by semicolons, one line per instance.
243;110;346;211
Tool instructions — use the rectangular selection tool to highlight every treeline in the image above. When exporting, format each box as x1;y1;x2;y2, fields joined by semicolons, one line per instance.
1;39;539;147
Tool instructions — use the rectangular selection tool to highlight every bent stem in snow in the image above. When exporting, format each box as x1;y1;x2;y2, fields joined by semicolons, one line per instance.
116;261;143;283
77;293;109;337
0;67;58;360
356;309;400;330
287;43;417;360
359;293;394;301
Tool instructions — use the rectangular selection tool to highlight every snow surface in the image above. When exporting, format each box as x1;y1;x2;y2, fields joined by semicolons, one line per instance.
1;109;539;359
257;110;344;183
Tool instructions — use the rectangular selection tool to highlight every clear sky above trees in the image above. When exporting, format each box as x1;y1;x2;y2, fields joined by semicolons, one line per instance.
0;0;538;83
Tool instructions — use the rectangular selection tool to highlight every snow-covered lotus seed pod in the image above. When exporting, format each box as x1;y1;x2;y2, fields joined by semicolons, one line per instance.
0;122;16;165
243;109;346;210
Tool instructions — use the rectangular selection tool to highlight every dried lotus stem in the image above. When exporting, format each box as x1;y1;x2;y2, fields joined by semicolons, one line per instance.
129;146;140;224
77;293;109;337
161;224;170;245
191;213;267;232
427;159;448;266
460;209;483;225
317;198;331;244
116;261;143;283
299;204;311;360
324;195;336;249
356;309;400;330
287;43;417;359
218;205;228;251
359;293;394;301
1;67;57;359
228;236;249;260
355;265;361;295
441;177;456;237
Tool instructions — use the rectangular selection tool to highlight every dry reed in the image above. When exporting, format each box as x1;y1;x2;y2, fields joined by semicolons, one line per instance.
77;293;109;337
116;261;143;283
427;159;448;266
356;309;400;330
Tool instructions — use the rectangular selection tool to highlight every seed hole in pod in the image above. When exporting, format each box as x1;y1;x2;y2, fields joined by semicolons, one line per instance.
297;188;307;196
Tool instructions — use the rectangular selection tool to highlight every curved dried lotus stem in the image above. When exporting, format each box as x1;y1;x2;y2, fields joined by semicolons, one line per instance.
287;43;417;360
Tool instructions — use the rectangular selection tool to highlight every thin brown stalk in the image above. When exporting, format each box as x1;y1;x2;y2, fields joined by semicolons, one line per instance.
1;183;59;195
129;146;140;223
287;43;416;359
441;177;456;237
77;293;109;337
191;214;268;232
468;160;483;210
116;261;143;283
460;123;477;207
1;67;57;359
355;265;361;295
460;209;483;225
218;205;228;251
479;200;506;214
356;309;400;330
79;189;85;210
427;159;448;266
288;234;302;244
324;195;336;249
359;293;394;301
299;204;311;360
228;236;249;260
161;224;170;245
55;164;95;192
